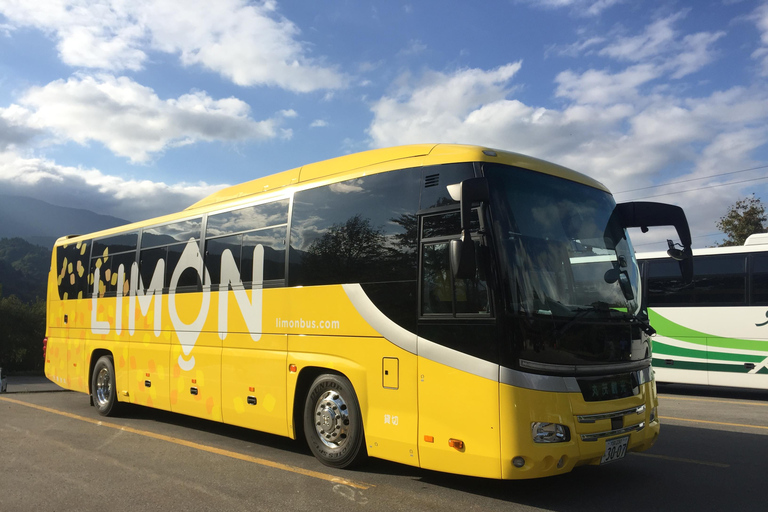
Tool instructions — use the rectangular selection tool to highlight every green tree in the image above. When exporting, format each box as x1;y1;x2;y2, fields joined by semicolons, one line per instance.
0;296;46;374
716;195;767;247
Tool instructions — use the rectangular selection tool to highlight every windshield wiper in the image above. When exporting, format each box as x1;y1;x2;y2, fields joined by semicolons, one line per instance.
551;300;653;338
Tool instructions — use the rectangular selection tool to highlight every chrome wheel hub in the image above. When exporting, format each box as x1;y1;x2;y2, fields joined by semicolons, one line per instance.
95;367;111;407
314;390;350;448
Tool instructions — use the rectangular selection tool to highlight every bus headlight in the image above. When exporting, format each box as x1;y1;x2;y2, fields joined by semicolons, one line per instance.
531;422;570;443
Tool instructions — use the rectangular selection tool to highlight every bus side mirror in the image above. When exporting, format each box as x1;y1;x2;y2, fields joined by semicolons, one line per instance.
450;177;489;279
450;238;476;279
613;201;694;284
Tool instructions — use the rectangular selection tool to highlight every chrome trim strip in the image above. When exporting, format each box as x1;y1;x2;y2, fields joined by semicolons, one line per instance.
577;405;646;424
520;358;651;376
500;366;581;393
581;422;645;442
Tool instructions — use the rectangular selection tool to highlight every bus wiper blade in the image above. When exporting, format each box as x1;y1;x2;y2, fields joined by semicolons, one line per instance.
630;313;656;336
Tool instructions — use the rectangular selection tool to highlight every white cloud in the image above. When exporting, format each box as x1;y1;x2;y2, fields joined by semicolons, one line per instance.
0;149;226;221
555;64;659;105
12;74;291;163
753;3;768;75
599;13;685;62
0;0;346;92
399;39;427;57
516;0;623;17
366;62;768;249
368;63;522;147
310;119;328;128
594;11;725;79
0;105;42;150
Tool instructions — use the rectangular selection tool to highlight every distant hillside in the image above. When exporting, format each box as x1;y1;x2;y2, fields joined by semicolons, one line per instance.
0;195;129;249
0;237;49;302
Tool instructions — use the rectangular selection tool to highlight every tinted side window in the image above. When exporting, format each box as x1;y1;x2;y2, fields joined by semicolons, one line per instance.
751;254;768;305
695;255;745;304
205;200;289;288
139;247;166;291
206;200;289;237
56;240;90;300
646;254;746;306
646;259;693;305
167;243;202;290
420;218;489;316
90;235;136;298
205;235;242;286
93;232;138;255
290;168;421;286
142;219;202;248
242;228;286;282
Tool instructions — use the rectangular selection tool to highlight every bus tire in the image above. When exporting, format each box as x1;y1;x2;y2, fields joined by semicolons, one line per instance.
92;355;120;417
303;374;367;469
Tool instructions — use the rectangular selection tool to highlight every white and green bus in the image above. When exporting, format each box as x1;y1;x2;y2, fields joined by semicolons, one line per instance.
638;234;768;389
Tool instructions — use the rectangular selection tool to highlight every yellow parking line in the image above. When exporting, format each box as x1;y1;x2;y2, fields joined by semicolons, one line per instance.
660;415;768;431
0;396;373;490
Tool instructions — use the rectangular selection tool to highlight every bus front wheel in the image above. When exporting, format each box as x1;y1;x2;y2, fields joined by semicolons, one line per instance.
92;355;120;417
303;374;367;469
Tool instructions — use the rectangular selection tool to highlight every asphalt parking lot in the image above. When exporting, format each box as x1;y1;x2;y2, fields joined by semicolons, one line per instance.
1;378;766;511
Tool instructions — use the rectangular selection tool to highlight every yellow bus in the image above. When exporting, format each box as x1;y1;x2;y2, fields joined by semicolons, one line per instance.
44;144;692;479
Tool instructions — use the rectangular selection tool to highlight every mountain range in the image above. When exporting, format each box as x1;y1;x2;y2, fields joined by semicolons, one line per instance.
0;195;130;302
0;195;129;249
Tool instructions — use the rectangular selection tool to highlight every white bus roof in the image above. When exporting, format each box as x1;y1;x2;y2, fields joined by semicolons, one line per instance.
745;233;768;246
636;238;768;260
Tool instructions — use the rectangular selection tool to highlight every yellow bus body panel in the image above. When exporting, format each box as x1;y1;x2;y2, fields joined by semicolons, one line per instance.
417;357;501;479
499;382;660;479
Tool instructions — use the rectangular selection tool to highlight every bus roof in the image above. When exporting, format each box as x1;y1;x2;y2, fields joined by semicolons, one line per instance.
55;144;608;246
184;143;609;212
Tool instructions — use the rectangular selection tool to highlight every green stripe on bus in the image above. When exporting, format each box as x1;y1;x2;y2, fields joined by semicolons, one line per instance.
653;340;766;363
648;310;768;352
652;359;707;371
652;358;756;374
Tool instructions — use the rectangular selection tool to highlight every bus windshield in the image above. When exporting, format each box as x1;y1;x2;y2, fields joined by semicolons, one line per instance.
484;163;646;370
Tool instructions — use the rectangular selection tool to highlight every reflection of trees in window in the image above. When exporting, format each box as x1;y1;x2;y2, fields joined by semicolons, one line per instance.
290;168;421;286
389;213;418;276
301;215;388;285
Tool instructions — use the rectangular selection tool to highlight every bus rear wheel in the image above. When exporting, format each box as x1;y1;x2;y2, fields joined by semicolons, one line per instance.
92;355;120;417
303;374;367;469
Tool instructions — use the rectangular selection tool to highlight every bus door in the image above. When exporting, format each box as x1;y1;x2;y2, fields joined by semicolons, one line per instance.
416;209;501;478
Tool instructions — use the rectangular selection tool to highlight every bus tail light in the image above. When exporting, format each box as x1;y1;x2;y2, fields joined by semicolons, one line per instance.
531;422;570;443
43;337;48;361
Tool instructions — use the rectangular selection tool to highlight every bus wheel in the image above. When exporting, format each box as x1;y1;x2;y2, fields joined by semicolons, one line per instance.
303;374;367;469
92;355;120;417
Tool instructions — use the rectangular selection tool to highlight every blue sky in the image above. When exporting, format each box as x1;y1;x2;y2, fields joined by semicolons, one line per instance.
1;0;767;250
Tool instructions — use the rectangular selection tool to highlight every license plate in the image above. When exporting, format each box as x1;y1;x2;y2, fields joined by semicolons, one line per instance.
600;436;629;464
